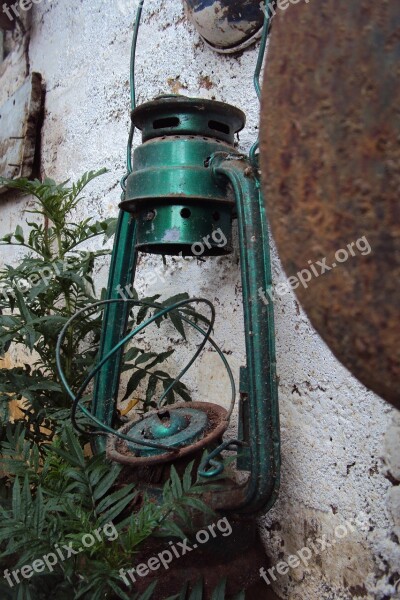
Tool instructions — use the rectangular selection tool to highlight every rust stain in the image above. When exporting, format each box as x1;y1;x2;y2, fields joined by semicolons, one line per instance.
198;74;214;90
167;76;187;94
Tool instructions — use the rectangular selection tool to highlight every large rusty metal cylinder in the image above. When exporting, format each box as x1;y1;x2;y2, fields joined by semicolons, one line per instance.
260;0;400;408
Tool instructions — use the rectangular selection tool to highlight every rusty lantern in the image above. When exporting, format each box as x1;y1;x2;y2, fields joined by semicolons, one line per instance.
57;4;281;516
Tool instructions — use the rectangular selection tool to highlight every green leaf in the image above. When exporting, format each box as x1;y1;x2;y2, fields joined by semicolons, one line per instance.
50;447;82;468
103;217;118;240
96;483;136;514
145;349;174;369
135;352;158;366
183;460;194;493
136;295;161;325
107;580;133;600
211;579;227;600
21;474;31;514
164;293;189;306
122;370;147;402
15;225;24;243
138;581;158;600
99;492;137;527
174;381;192;403
170;465;183;498
159;520;186;540
12;477;21;517
27;381;62;392
124;347;141;362
65;426;85;467
145;374;158;405
189;579;203;600
169;311;186;340
182;497;214;516
33;486;45;536
93;465;122;501
161;378;175;405
232;592;246;600
167;583;188;600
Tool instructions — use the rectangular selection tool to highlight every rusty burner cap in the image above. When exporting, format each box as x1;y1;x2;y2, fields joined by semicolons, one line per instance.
106;402;228;467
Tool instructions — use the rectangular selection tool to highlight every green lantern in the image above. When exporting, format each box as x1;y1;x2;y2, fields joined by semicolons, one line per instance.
57;2;280;516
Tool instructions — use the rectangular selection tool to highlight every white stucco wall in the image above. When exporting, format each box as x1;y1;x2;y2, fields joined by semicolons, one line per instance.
0;1;399;598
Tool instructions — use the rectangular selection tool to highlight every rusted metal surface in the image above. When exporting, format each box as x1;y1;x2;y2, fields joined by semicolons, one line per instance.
0;72;43;191
260;0;400;408
107;402;229;466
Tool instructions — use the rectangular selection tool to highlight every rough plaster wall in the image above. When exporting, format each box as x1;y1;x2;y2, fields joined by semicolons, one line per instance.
0;1;398;598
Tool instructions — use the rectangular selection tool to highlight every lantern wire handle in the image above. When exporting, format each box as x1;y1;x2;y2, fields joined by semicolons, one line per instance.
123;0;271;179
249;7;271;169
121;1;144;192
56;298;236;449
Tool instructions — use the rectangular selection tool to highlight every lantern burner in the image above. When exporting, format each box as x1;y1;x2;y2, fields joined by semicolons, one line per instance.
125;407;207;456
107;402;229;467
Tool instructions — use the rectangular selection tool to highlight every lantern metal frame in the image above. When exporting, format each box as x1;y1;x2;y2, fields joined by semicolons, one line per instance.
57;1;280;516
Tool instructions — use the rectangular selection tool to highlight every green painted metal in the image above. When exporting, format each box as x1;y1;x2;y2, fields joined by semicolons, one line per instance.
121;96;244;256
92;96;280;513
131;95;245;144
126;407;208;456
147;411;187;439
209;152;280;514
91;211;138;453
135;203;232;256
237;365;251;470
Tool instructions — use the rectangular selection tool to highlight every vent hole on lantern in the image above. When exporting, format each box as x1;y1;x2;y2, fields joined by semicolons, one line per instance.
208;120;230;135
153;117;180;129
212;211;220;222
180;208;192;219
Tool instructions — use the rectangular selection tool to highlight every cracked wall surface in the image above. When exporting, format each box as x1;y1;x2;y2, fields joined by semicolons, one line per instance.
0;1;398;598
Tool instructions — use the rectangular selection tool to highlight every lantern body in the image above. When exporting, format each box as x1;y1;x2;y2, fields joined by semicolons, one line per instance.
121;96;245;255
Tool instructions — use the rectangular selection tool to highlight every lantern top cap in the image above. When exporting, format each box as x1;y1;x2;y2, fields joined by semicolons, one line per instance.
132;95;246;144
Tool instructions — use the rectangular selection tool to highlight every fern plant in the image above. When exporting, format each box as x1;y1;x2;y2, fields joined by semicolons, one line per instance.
0;171;193;445
0;173;238;600
0;426;228;600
